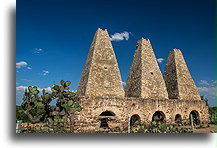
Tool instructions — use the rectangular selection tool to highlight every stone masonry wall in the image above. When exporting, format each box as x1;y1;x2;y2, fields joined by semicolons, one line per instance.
125;38;168;99
74;28;208;133
77;28;124;97
73;96;209;133
164;49;201;100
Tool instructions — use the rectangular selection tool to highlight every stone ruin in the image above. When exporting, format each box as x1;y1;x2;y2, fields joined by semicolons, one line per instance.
72;28;209;133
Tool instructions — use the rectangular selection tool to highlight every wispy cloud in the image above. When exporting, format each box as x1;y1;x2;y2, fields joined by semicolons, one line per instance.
197;80;216;106
16;61;28;68
42;70;49;76
21;79;32;82
34;48;43;54
198;87;215;96
110;31;131;41
27;67;32;70
157;58;164;64
199;80;209;85
16;85;28;91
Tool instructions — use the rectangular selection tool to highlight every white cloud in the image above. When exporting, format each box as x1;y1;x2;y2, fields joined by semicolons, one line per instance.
198;87;216;97
16;61;28;68
34;48;43;53
27;67;32;70
199;80;209;85
42;70;49;76
110;31;130;41
197;80;216;106
211;80;216;86
16;86;52;92
38;87;52;92
16;86;28;91
157;58;164;64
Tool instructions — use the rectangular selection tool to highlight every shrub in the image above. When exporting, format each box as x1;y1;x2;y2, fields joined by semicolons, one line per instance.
131;121;193;133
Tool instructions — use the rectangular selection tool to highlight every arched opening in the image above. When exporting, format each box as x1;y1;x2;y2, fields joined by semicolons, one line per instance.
175;114;182;124
130;114;140;126
99;111;115;128
189;110;200;125
99;111;115;116
152;111;166;123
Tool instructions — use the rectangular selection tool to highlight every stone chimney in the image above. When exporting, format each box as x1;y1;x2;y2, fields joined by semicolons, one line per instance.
125;38;168;99
77;28;125;97
163;49;201;100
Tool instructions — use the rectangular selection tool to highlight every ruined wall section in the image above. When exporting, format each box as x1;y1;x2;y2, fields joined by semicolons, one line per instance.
73;97;209;133
125;38;168;99
73;97;129;133
164;49;201;100
77;28;124;97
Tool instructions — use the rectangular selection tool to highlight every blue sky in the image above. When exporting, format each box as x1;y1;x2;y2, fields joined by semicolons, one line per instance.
16;0;216;106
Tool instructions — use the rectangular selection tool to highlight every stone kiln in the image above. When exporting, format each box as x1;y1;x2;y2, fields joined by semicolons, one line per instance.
73;28;209;133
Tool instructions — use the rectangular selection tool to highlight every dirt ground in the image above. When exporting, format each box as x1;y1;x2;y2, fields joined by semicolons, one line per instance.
193;124;216;133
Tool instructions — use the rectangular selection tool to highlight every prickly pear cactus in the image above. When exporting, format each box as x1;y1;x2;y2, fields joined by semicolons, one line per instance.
20;80;81;125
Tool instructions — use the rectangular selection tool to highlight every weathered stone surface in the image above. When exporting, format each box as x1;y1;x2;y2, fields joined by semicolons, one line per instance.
77;28;124;97
72;29;209;133
164;49;201;100
125;38;168;99
73;96;209;133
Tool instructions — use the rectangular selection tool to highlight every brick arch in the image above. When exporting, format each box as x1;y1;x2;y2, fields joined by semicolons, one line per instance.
93;106;122;118
175;114;182;124
189;110;200;125
130;114;141;126
150;110;167;123
172;111;184;124
128;110;144;122
185;107;201;119
184;107;201;124
92;107;121;130
147;110;169;123
129;110;144;118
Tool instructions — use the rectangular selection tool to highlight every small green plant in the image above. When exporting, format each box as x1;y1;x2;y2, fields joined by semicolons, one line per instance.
209;107;216;124
131;122;193;133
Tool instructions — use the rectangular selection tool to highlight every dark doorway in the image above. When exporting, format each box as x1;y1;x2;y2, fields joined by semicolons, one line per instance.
100;118;109;128
189;110;200;125
152;111;166;123
130;114;140;126
175;114;182;124
99;111;115;128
